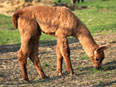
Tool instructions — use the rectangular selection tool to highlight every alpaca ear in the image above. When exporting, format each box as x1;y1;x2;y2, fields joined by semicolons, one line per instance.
94;43;111;54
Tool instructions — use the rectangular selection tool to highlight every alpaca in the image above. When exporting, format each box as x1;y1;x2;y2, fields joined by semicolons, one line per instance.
12;5;110;81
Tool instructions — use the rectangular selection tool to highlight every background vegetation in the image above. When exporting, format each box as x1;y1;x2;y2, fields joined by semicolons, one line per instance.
0;0;116;45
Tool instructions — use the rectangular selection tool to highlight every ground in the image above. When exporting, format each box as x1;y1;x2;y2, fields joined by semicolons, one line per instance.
0;31;116;87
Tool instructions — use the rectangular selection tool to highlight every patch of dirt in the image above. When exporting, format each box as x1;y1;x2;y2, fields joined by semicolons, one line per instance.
0;31;116;87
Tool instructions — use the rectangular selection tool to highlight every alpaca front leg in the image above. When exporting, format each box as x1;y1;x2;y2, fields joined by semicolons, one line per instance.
62;45;74;76
56;44;63;76
17;50;29;81
57;36;73;76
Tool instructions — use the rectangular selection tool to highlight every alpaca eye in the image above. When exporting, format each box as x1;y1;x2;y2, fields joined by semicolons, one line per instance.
96;58;99;61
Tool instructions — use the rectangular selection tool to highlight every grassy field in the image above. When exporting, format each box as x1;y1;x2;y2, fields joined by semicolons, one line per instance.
74;0;116;33
0;0;116;86
0;0;116;45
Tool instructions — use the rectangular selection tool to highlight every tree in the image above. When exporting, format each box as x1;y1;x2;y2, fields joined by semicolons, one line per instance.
78;0;84;3
58;0;61;3
72;0;84;4
72;0;76;4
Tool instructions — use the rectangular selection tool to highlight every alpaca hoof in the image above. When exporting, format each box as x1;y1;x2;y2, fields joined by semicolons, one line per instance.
58;72;62;76
40;75;49;79
69;71;74;76
70;73;73;76
24;78;29;81
44;76;50;79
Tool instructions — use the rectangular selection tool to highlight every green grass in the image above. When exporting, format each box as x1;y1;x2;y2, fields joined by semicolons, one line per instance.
0;29;20;44
73;0;116;33
0;14;20;45
0;14;13;29
0;0;116;45
42;62;50;68
78;54;89;60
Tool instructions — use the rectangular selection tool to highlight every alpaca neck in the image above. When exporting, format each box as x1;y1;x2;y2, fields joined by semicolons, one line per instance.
76;24;98;57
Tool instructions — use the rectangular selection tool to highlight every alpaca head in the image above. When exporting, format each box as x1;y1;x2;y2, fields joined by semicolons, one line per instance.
90;43;110;69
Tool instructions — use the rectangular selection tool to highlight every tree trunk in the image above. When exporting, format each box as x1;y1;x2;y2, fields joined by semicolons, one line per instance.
58;0;61;3
72;0;77;4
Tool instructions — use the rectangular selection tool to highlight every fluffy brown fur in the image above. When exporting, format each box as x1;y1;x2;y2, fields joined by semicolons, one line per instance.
12;5;110;81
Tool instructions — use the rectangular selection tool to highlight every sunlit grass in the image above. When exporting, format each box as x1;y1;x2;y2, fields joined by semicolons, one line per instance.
73;0;116;33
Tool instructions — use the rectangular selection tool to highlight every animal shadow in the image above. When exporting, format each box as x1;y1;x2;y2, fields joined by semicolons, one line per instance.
102;60;116;71
0;44;20;54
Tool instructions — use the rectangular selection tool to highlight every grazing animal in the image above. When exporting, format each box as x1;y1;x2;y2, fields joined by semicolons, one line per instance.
12;5;110;81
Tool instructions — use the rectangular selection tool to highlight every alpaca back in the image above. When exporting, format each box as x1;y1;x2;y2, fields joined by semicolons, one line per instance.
13;6;82;36
16;6;78;36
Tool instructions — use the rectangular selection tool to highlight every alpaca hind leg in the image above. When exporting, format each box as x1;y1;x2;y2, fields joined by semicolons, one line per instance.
17;44;29;81
17;16;41;81
29;37;47;79
56;44;63;76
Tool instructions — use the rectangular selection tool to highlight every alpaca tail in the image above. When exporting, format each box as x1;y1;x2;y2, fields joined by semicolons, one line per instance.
12;11;22;29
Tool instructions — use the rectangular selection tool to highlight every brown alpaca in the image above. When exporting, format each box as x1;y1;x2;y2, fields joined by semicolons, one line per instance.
12;6;110;81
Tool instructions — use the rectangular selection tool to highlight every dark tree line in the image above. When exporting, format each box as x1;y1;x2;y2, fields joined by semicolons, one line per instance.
72;0;84;3
58;0;84;4
58;0;61;3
